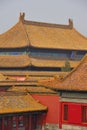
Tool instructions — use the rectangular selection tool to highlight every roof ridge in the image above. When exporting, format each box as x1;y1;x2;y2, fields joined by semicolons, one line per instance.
20;19;31;47
19;12;73;29
18;20;30;47
23;19;73;29
19;13;34;53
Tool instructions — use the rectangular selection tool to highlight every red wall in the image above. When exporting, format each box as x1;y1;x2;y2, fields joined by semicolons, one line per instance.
32;94;59;124
32;94;87;127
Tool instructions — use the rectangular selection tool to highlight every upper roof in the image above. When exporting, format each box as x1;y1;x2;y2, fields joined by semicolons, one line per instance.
0;55;79;68
38;54;87;91
0;12;87;50
0;92;47;114
0;21;28;48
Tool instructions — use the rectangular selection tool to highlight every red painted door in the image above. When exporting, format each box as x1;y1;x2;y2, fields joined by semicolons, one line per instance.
68;103;81;124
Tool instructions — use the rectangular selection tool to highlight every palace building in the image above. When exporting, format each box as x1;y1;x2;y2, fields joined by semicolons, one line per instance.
0;75;59;130
0;13;87;130
0;90;47;130
0;12;87;76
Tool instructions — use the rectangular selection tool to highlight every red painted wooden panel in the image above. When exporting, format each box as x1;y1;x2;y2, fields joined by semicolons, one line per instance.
62;102;87;127
68;103;81;124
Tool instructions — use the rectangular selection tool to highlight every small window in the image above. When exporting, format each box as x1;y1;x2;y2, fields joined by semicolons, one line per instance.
70;51;77;60
63;104;68;121
82;106;87;123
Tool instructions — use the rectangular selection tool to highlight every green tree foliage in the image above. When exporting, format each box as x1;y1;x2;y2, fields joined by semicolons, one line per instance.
61;60;71;72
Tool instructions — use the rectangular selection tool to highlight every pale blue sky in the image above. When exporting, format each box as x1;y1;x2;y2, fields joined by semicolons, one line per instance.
0;0;87;36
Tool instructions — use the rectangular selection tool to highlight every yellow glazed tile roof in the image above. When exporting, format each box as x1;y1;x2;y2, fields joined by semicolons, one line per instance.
0;21;28;48
0;70;68;76
31;57;79;68
0;13;87;50
25;76;53;81
0;55;30;68
0;92;47;114
0;73;7;81
8;86;57;94
39;54;87;91
24;20;87;50
0;55;79;68
0;80;38;86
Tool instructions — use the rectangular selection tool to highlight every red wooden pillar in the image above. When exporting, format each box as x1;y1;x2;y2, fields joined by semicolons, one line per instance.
41;113;46;126
29;115;32;130
59;101;62;129
2;117;4;130
25;115;29;130
16;116;18;130
40;113;45;129
0;118;2;130
8;116;12;130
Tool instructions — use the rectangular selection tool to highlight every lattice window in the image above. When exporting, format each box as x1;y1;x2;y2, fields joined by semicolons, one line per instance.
63;104;68;121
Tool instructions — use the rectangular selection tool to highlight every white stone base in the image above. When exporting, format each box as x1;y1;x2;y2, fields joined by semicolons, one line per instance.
42;123;87;130
62;124;87;130
42;123;59;130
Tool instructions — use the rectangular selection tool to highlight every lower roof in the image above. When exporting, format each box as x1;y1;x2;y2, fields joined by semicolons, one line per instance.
8;86;57;94
0;70;68;76
0;92;47;114
38;54;87;92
